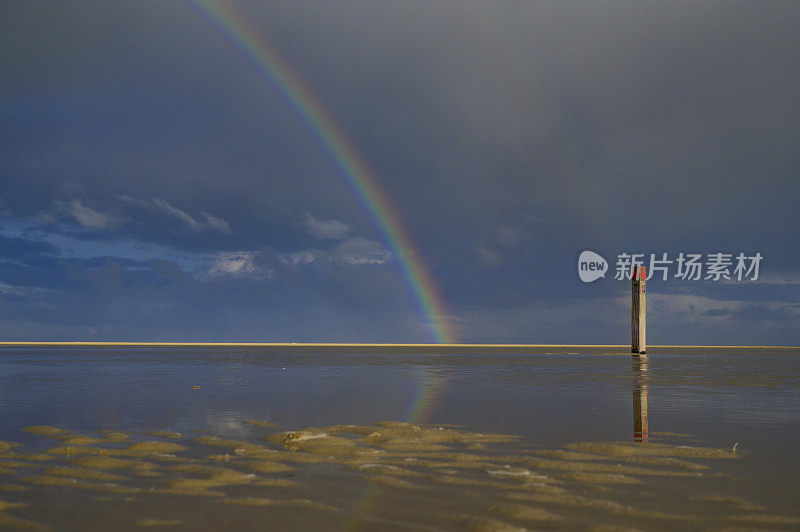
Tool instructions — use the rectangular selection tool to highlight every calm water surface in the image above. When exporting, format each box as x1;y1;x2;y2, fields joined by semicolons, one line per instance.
1;347;798;530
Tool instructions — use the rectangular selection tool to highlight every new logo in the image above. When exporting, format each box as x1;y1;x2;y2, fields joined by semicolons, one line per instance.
578;250;608;283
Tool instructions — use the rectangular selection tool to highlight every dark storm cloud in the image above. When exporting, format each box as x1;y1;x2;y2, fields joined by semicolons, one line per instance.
254;1;799;253
0;234;57;262
0;240;417;341
1;1;798;342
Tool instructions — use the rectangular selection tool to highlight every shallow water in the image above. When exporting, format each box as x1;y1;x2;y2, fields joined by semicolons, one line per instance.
0;346;799;530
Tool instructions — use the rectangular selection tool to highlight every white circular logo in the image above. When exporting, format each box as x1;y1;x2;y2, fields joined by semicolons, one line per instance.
578;251;608;283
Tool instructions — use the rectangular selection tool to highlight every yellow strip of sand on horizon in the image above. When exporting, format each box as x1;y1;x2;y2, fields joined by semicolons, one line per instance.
0;342;797;349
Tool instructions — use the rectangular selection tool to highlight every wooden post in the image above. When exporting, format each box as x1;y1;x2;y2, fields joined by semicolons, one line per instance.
631;266;646;354
632;356;648;442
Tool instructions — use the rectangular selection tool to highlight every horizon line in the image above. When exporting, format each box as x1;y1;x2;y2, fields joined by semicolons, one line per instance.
0;342;798;349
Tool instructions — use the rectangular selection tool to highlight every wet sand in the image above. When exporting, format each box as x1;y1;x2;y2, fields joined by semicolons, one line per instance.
2;421;797;530
1;346;799;529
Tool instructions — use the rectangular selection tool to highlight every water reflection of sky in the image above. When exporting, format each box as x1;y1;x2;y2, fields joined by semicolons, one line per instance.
1;348;798;456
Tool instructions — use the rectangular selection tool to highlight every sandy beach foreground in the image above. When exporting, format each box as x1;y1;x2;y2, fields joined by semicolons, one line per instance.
3;421;798;530
2;345;798;530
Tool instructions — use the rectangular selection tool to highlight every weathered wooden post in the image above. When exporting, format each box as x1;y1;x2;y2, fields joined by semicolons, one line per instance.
631;266;646;354
632;356;648;441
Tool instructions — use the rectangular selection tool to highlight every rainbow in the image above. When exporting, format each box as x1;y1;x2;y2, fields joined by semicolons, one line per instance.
188;0;456;344
406;366;448;424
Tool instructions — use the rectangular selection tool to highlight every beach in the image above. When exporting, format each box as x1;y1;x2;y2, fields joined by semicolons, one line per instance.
1;346;799;529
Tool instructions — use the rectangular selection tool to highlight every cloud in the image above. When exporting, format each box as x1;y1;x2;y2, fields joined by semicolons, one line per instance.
64;199;122;231
1;2;798;342
201;251;269;278
334;237;391;265
303;213;350;240
35;196;231;237
30;198;124;232
120;196;232;234
738;271;800;286
275;238;392;267
152;198;202;231
0;281;48;297
280;251;316;265
201;212;231;233
0;221;207;272
631;293;800;329
0;234;58;262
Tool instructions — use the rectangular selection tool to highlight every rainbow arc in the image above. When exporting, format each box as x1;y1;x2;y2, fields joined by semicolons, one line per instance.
190;0;455;344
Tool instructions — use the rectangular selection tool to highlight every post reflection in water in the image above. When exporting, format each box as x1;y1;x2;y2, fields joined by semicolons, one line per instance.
632;355;649;442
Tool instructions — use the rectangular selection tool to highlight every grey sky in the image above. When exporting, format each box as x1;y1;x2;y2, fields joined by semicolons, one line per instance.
1;1;798;343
